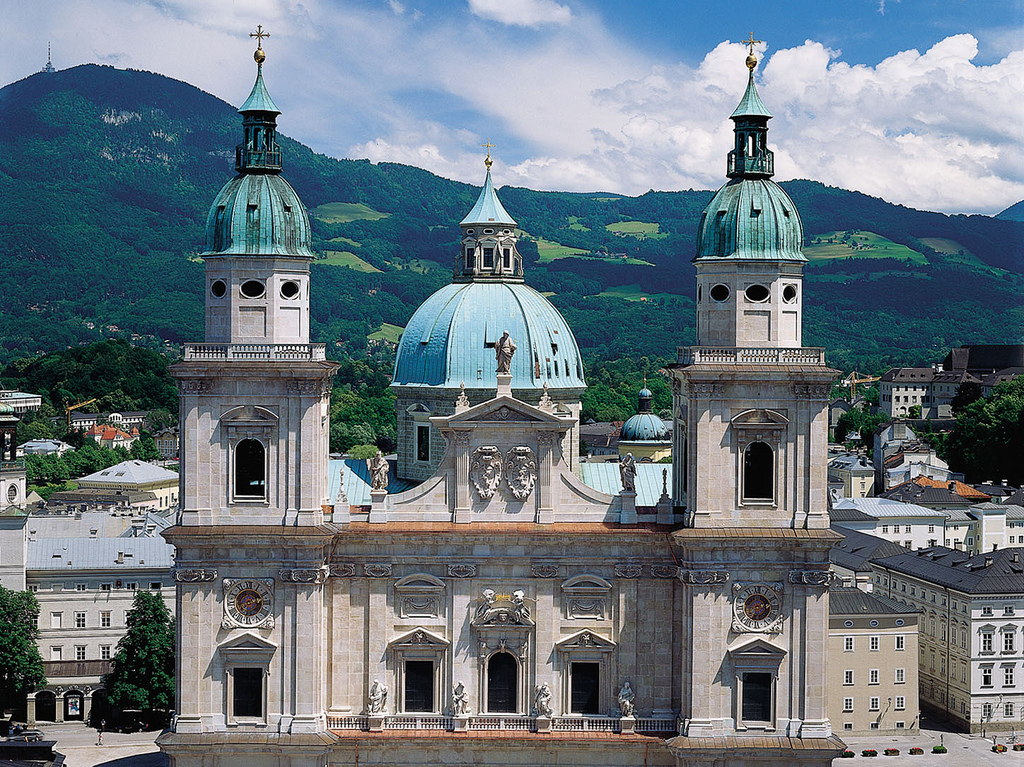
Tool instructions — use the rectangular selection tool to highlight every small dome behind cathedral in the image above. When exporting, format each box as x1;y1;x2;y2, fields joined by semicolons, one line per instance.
620;386;670;443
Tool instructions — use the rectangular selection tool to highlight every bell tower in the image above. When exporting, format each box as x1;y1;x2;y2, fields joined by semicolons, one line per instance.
666;40;844;765
161;30;338;766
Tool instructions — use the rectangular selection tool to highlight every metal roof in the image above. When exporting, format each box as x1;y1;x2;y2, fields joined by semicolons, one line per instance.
77;460;178;486
459;168;516;227
829;507;875;523
577;462;671;507
830;525;910;573
620;412;671;442
27;537;174;572
833;497;947;519
238;64;281;114
872;546;1024;595
730;72;773;119
694;178;805;262
830;587;920;616
327;458;416;506
392;281;585;391
203;173;314;258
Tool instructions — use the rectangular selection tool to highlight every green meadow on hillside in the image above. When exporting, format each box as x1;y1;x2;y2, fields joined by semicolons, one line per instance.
318;251;382;272
805;230;927;264
605;220;667;239
367;323;404;344
312;202;391;223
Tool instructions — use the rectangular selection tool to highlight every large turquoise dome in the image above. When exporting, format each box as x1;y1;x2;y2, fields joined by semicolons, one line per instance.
695;177;805;262
393;281;585;390
203;173;314;258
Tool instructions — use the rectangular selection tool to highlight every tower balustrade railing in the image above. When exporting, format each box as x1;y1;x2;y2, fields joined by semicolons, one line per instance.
235;145;283;171
727;151;774;177
182;343;326;362
678;346;826;366
0;459;26;472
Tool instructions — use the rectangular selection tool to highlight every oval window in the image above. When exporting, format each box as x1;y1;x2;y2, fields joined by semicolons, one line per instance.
280;281;300;299
782;284;798;303
745;284;770;302
870;619;879;627
484;228;494;234
844;620;853;628
895;619;905;627
709;284;730;302
240;280;265;299
6;485;17;503
466;229;475;234
210;280;227;298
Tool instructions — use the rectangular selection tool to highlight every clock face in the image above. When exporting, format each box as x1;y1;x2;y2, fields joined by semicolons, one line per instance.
224;579;273;628
734;584;783;633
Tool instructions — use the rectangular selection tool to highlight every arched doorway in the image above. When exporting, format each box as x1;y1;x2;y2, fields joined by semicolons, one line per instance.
487;653;518;713
64;689;84;721
89;689;111;728
35;691;56;722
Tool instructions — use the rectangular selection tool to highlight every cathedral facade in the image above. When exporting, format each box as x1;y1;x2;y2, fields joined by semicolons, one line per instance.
158;39;844;767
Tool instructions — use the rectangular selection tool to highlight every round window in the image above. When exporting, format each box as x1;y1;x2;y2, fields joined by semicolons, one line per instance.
844;620;854;628
484;228;494;234
210;280;227;298
6;485;17;503
870;619;879;627
280;281;300;299
240;280;265;298
709;284;730;302
744;284;770;302
782;284;798;303
466;229;475;234
895;619;905;626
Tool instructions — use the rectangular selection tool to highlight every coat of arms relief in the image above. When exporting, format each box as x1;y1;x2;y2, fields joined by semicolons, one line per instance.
470;445;538;501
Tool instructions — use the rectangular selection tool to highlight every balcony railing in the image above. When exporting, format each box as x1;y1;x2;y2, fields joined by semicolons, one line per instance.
236;145;282;171
0;459;26;472
182;344;326;362
677;346;826;366
728;151;774;176
325;714;677;733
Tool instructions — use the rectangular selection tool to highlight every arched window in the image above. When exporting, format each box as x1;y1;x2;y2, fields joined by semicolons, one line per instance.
743;441;774;501
235;439;266;499
487;653;518;713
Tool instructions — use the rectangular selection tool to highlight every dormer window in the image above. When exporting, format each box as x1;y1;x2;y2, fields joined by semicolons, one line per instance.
483;248;494;269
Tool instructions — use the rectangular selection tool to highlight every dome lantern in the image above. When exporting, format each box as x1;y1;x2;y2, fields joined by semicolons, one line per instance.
456;148;522;281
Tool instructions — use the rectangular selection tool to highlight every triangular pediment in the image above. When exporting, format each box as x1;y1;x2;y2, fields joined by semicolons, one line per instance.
388;627;450;649
220;405;278;425
729;636;787;659
445;396;563;425
555;629;616;652
218;631;277;663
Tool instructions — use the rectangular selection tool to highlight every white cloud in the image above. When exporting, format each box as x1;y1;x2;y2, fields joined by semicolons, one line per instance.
467;0;572;27
389;0;405;14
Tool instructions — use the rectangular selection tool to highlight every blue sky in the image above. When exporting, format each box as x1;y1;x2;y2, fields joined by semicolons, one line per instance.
2;0;1022;213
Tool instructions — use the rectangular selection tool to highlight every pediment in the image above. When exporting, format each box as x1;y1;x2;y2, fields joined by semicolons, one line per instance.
388;627;450;649
555;629;616;652
220;405;278;425
395;573;446;592
218;631;277;663
731;408;789;426
561;575;613;593
445;396;563;426
728;636;787;659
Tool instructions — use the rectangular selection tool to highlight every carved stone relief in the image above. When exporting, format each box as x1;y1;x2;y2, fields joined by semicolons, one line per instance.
364;563;393;578
651;565;680;579
531;564;559;579
447;564;477;578
329;563;356;578
789;569;832;588
173;568;218;583
614;564;643;579
567;597;605;620
505;446;538;500
680;570;730;585
470;446;503;499
473;588;532;626
279;567;328;584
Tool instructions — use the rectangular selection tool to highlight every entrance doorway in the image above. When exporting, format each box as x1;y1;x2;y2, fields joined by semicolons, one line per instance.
570;662;600;714
487;653;518;713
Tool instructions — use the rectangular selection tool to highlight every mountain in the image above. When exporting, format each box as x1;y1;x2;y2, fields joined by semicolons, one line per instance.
997;200;1024;222
0;64;1022;372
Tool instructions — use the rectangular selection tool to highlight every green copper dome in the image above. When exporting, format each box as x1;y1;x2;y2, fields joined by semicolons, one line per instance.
695;64;805;262
204;173;314;257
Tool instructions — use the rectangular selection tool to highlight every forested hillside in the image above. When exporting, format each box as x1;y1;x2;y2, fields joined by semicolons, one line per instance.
0;63;1021;389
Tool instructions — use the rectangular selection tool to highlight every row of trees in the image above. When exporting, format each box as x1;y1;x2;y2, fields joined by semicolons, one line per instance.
0;585;173;723
25;437;161;487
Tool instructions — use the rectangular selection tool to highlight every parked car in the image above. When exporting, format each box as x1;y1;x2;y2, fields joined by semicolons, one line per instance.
8;728;44;741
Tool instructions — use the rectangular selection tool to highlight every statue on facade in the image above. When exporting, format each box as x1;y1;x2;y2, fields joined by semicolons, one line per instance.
495;331;516;374
367;451;389;491
535;683;553;718
511;589;530;623
368;679;388;714
453;681;469;716
617;681;635;717
619;452;637;493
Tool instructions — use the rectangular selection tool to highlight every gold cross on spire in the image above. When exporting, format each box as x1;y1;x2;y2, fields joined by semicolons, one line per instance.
743;32;762;71
482;140;496;169
250;25;270;64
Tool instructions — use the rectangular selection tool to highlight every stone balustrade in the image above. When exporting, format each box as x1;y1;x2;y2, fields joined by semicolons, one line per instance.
182;343;326;362
677;346;826;366
325;714;677;733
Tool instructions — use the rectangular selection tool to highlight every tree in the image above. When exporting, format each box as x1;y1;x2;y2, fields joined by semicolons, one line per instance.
950;381;983;415
130;435;161;462
347;443;380;460
101;590;174;713
0;587;46;716
940;377;1024;485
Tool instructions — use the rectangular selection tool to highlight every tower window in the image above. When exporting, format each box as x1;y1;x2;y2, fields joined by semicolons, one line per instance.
503;249;511;270
782;284;797;303
742;672;772;723
240;280;266;299
743;442;774;501
487;652;518;713
483;248;494;268
211;280;227;298
416;425;430;462
235;439;266;499
280;280;300;299
233;668;264;718
744;284;770;303
709;284;730;302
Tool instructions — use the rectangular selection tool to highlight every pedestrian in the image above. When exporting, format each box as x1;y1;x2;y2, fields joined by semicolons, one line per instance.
96;729;103;746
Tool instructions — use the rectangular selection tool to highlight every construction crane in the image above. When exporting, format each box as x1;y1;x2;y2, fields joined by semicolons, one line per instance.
842;372;880;398
65;398;98;430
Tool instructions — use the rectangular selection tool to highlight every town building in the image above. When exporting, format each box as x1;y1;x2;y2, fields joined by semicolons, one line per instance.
828;588;920;734
83;423;138;450
828;455;874;499
832;497;948;550
69;410;149;432
19;439;74;456
156;42;843;767
880;476;990;511
870;546;1024;733
152;427;179;459
48;460;179;512
0;389;43;414
829;527;908;592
